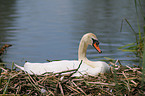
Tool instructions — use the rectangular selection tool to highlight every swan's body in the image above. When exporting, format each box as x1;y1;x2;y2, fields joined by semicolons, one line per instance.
15;33;110;76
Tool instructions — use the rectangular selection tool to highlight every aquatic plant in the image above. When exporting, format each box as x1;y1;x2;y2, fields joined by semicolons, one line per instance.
119;0;145;60
119;0;145;90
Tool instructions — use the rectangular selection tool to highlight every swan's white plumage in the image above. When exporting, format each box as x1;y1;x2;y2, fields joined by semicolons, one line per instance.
15;33;110;76
23;60;109;76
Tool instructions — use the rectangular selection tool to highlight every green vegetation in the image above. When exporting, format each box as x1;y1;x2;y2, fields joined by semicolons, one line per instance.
119;0;145;63
119;0;145;92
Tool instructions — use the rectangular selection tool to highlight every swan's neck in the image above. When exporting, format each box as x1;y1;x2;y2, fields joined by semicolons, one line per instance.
78;38;87;61
78;38;95;68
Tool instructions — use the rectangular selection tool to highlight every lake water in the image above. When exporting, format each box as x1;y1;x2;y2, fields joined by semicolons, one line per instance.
0;0;144;67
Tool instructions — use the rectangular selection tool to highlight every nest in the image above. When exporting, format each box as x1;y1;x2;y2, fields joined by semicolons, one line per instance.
0;60;145;95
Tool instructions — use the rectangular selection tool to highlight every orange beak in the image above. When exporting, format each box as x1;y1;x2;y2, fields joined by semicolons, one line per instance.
93;43;102;53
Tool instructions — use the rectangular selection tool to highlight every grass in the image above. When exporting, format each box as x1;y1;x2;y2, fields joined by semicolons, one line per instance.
119;0;145;92
0;61;145;95
119;0;145;63
119;17;144;58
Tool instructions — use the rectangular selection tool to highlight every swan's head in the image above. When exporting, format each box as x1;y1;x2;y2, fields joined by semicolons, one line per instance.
82;33;102;53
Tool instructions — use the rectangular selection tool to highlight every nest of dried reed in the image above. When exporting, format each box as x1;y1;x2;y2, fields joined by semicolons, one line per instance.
0;60;145;96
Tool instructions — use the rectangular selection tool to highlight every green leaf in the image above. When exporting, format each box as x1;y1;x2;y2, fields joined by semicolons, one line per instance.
118;43;136;49
118;49;136;52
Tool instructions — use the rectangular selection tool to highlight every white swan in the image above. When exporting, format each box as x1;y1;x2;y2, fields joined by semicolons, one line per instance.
15;33;110;76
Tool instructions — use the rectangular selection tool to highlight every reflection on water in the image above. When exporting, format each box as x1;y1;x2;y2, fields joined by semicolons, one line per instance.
0;0;17;63
0;0;144;67
0;0;17;43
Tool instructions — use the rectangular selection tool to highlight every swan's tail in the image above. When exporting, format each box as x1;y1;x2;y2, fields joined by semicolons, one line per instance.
14;64;24;70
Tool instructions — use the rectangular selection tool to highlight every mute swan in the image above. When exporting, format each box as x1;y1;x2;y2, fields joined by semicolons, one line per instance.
15;33;110;76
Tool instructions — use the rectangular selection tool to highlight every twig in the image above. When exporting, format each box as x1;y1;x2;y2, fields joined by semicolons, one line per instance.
27;74;41;92
58;82;64;96
98;87;114;96
87;82;115;86
0;67;8;72
64;84;80;93
54;60;83;76
130;80;138;87
27;73;37;85
122;71;130;91
47;90;55;96
72;81;87;95
61;60;83;84
54;69;77;75
10;71;23;79
3;76;11;94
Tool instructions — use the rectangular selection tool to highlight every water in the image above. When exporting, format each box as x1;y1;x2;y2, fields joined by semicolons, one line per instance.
0;0;144;67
